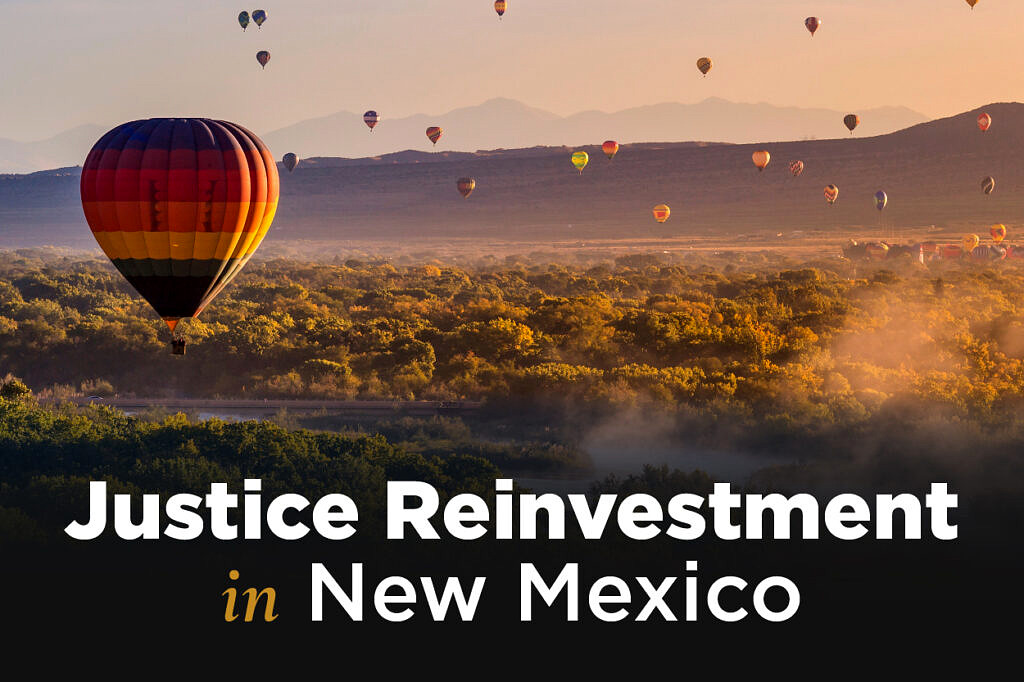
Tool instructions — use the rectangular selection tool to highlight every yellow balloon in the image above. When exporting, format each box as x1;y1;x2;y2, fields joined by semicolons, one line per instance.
962;234;980;253
571;151;589;174
652;204;671;223
752;150;770;171
991;224;1007;243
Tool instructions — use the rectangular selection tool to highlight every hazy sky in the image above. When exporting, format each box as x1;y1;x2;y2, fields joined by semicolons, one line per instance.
1;0;1022;140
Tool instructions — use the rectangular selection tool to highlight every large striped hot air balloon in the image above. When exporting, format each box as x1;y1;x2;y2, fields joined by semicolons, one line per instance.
571;151;589;174
752;150;770;171
426;126;443;145
364;111;380;131
80;119;280;353
652;205;671;223
602;140;619;160
457;177;476;198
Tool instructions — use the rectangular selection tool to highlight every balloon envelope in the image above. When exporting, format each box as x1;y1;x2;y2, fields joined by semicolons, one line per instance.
238;11;250;30
696;57;712;76
824;184;839;204
789;160;804;177
364;111;380;130
978;113;992;132
282;153;298;172
457;177;476;198
602;140;619;160
962;234;980;253
256;50;270;68
991;224;1007;243
494;0;506;17
844;114;860;133
805;17;820;35
982;176;995;194
652;205;671;223
253;9;267;27
874;190;888;211
571;151;589;174
80;118;279;331
426;126;443;145
752;150;770;171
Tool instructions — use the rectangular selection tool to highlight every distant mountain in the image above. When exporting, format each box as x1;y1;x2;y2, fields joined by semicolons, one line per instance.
261;97;929;159
0;125;105;174
2;103;1015;250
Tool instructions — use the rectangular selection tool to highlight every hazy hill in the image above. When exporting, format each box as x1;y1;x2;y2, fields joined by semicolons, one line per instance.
0;103;1017;250
0;125;105;174
262;97;927;159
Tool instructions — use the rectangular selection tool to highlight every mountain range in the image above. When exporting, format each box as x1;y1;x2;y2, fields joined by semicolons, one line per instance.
0;98;927;174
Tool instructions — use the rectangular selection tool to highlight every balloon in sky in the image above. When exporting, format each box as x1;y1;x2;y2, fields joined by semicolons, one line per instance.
844;114;860;134
256;50;270;69
457;177;476;198
962;234;980;253
805;17;820;36
571;151;589;174
282;153;298;173
696;57;712;77
80;118;279;352
364;111;380;131
824;184;839;205
495;1;507;19
977;112;992;132
238;11;250;30
253;9;267;28
874;190;888;211
602;140;619;160
990;224;1007;243
789;160;804;177
982;176;995;194
652;205;671;223
426;126;443;145
965;0;979;8
752;150;770;171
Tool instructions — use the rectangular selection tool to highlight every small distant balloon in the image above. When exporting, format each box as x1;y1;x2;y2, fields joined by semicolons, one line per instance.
457;177;476;198
824;184;839;205
696;57;712;77
874;190;887;211
805;17;820;36
965;0;979;8
282;153;298;173
652;204;671;223
426;126;443;145
256;50;270;69
253;9;267;28
364;111;380;131
844;114;860;134
962;234;980;253
602;141;619;160
789;160;804;177
991;224;1007;243
495;0;507;19
977;112;992;132
571;151;589;174
238;11;250;30
752;150;770;172
982;176;995;195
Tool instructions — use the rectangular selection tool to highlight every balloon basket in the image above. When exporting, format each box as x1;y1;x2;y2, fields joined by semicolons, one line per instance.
171;339;187;356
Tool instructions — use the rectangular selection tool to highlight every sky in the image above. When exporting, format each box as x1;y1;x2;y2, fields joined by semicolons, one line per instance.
0;0;1022;141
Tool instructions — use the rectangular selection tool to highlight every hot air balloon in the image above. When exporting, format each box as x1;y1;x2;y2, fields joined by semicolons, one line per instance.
966;0;979;8
252;9;267;28
282;153;298;173
652;205;671;223
982;176;995;194
978;113;992;132
571;151;589;174
824;184;839;205
789;160;804;177
874;190;887;211
426;126;443;145
80;118;279;354
602;141;619;160
962;234;980;253
991;224;1007;243
844;114;860;134
805;17;820;36
495;1;506;19
696;57;712;77
457;177;476;198
256;50;270;69
752;150;770;171
238;11;250;30
364;111;380;131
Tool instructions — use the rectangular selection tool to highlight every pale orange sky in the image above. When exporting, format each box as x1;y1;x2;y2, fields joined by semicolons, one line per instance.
0;0;1021;139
